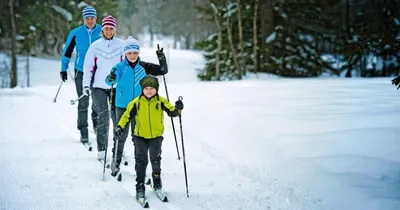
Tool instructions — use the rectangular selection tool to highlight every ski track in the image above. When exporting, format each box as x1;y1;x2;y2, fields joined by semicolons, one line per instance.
44;93;180;210
168;127;327;210
0;86;328;210
0;92;137;210
49;86;326;210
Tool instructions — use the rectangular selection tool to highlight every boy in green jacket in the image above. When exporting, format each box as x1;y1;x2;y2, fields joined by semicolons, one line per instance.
114;75;184;200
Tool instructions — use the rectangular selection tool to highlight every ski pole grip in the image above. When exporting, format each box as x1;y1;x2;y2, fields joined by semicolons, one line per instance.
177;96;183;116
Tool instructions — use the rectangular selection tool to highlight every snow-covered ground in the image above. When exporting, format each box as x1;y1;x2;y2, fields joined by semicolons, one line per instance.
0;45;400;210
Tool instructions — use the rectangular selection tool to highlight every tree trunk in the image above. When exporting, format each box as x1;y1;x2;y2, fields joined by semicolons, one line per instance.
253;0;260;73
185;32;191;49
225;2;241;79
209;0;222;80
345;0;352;77
237;0;246;76
173;34;178;49
9;0;18;88
41;30;49;55
26;52;30;88
149;22;154;48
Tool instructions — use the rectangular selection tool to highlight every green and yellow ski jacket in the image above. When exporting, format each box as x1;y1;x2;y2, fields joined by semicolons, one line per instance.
118;94;179;139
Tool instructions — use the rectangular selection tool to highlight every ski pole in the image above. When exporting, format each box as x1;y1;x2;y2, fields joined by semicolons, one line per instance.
70;94;86;105
158;43;180;160
103;81;115;181
161;71;180;160
53;81;63;103
110;81;121;180
177;96;189;197
103;144;108;181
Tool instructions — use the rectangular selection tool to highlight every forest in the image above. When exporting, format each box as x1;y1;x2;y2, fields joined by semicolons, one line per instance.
0;0;399;87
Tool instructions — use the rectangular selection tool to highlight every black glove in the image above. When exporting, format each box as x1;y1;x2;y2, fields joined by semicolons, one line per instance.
392;76;400;89
108;71;116;83
175;100;184;110
156;44;165;60
114;125;123;137
60;71;67;82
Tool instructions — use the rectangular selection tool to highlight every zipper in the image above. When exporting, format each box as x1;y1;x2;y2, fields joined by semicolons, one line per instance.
133;67;136;99
88;29;92;44
148;100;153;138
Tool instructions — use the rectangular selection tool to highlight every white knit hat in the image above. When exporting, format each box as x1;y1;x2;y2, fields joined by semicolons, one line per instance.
123;36;140;54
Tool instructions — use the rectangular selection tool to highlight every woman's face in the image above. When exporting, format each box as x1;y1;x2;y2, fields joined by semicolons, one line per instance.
102;27;115;39
126;51;139;62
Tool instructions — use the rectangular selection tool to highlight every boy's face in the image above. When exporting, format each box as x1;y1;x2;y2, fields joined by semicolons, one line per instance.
126;52;139;63
143;87;157;98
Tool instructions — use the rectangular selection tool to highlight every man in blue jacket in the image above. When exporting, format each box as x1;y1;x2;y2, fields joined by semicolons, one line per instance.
60;6;101;143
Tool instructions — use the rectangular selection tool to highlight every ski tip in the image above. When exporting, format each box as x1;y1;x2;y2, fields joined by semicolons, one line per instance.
117;174;122;182
163;196;169;202
146;178;151;185
137;199;149;208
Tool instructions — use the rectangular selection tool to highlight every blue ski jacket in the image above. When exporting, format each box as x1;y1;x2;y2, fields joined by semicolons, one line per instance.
61;24;102;72
106;57;168;108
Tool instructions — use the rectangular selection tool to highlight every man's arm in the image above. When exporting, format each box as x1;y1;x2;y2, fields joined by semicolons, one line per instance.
61;29;77;72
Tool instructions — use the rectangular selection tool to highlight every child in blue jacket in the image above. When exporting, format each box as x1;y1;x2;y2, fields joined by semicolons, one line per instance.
105;36;168;175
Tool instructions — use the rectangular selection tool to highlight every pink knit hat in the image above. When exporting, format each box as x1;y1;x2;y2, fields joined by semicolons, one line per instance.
102;15;117;30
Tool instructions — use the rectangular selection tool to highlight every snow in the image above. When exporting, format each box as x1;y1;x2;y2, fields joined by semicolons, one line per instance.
16;35;25;41
52;5;73;22
395;18;400;25
77;1;88;9
266;32;276;43
1;45;400;210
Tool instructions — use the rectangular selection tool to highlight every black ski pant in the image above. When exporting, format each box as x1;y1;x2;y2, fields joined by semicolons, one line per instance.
112;107;135;166
91;88;116;151
134;136;163;185
74;70;97;131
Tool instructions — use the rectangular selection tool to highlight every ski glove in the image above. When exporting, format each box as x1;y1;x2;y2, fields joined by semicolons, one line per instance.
114;125;123;137
60;72;67;82
392;76;400;89
83;86;90;96
175;100;184;110
108;71;116;83
156;44;165;60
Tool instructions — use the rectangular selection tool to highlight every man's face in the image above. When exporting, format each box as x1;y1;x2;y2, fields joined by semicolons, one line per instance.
84;17;96;29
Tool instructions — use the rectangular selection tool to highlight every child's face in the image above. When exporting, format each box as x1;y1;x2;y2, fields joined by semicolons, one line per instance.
143;87;157;98
126;52;139;63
